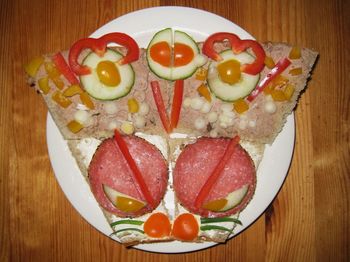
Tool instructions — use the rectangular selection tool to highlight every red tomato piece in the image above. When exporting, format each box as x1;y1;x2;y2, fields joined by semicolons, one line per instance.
172;213;199;241
144;213;171;238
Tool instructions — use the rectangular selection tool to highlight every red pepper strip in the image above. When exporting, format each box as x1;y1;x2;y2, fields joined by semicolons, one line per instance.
52;52;80;85
170;79;184;130
113;129;156;209
194;136;240;210
232;39;266;75
68;32;140;76
150;81;171;133
202;32;240;61
202;32;266;75
246;58;292;102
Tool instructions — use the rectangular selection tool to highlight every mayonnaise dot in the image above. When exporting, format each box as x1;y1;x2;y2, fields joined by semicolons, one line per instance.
207;112;218;123
134;115;146;128
190;97;204;110
138;102;150;116
108;121;118;130
183;97;192;107
104;102;118;115
194;117;206;130
74;110;90;125
200;101;212;113
209;130;218;138
264;101;277;114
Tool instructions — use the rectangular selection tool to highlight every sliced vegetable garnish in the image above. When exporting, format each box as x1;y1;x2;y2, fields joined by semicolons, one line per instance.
246;58;291;102
110;228;144;236
197;83;212;102
110;219;144;227
52;52;80;85
200;225;233;233
202;32;266;75
170;79;184;130
144;212;171;238
67;120;83;133
194;136;240;209
38;77;50;94
52;91;72;108
200;217;242;225
172;213;199;241
150;81;171;133
113;129;156;208
69;32;139;75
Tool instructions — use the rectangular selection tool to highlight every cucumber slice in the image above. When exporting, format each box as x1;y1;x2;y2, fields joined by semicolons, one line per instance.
80;49;135;100
146;28;173;80
207;50;259;102
146;28;205;80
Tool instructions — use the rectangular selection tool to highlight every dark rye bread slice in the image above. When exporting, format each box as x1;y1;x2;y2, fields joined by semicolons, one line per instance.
171;42;318;144
27;48;170;140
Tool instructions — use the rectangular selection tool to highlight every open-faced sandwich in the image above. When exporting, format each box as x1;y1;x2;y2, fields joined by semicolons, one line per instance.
25;28;318;245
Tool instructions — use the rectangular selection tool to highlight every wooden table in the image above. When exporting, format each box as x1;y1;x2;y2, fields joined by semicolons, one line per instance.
1;0;348;261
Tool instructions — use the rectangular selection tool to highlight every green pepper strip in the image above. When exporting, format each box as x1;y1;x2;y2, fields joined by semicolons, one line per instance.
110;219;144;227
200;225;233;233
200;217;242;225
110;228;144;236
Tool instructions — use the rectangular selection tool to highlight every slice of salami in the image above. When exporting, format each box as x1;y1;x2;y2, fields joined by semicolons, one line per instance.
173;137;256;217
88;136;168;217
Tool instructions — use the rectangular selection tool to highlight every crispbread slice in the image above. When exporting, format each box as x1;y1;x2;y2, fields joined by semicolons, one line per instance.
27;48;169;140
172;42;318;144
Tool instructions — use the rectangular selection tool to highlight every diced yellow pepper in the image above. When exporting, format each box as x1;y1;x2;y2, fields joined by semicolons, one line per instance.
45;62;61;78
289;46;301;59
233;98;249;114
38;76;50;94
63;84;83;97
271;89;287;101
195;67;208;81
24;56;44;77
283;84;295;100
197;83;212;102
289;67;303;76
128;98;139;113
264;56;275;69
272;75;289;87
51;76;65;90
67;120;84;133
80;92;95;110
52;91;72;108
263;84;273;95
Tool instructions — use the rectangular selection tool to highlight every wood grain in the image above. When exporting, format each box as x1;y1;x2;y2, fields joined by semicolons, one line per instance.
1;0;349;261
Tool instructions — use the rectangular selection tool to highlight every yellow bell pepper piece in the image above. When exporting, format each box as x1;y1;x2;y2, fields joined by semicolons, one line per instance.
289;46;301;59
202;198;228;211
38;76;50;94
197;83;212;102
283;84;295;100
67;120;84;133
45;62;61;78
128;98;139;113
80;92;95;110
271;89;287;101
264;56;275;69
195;67;208;81
63;84;83;97
52;91;72;108
289;67;303;76
233;98;249;114
51;76;65;90
24;56;44;77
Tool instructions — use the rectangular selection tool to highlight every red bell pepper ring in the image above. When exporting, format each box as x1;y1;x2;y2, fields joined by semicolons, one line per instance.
170;79;184;130
150;81;171;133
194;136;240;210
113;129;156;209
52;52;80;85
68;32;140;75
202;32;266;75
246;58;291;102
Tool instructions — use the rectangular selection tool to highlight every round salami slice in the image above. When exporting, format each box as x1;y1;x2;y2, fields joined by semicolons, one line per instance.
173;137;256;217
88;136;168;217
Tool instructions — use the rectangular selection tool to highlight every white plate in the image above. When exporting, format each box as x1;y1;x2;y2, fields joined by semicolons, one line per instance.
47;6;295;253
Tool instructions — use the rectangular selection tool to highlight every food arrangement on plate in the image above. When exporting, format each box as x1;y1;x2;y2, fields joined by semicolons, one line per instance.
25;24;318;246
